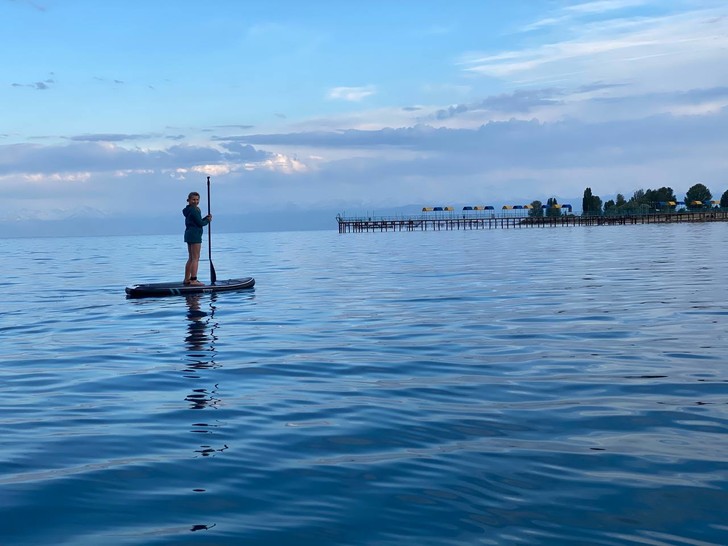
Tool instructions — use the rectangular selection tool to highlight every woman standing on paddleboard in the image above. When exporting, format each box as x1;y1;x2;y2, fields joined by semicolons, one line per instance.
183;192;212;286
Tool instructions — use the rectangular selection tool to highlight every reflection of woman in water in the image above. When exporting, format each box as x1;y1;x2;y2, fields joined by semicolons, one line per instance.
185;295;209;355
184;295;219;411
183;297;227;461
182;296;225;534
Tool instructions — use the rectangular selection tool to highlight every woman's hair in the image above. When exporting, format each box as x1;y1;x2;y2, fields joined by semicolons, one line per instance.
187;191;200;200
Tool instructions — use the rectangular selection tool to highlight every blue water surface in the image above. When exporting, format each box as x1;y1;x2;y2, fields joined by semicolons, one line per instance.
2;223;727;545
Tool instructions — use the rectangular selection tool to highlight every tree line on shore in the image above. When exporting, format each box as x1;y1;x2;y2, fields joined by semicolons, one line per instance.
528;184;728;217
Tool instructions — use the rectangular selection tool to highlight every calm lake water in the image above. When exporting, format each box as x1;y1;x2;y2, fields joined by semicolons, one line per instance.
2;223;727;545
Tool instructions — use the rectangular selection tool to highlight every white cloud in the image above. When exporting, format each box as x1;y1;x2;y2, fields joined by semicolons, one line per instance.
565;0;649;15
327;86;377;102
260;153;308;174
189;164;234;177
463;6;728;96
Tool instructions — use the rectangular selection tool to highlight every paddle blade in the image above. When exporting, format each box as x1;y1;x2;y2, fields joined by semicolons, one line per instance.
210;260;217;285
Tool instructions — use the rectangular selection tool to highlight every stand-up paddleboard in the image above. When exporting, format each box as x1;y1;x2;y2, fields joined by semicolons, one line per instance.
126;277;255;298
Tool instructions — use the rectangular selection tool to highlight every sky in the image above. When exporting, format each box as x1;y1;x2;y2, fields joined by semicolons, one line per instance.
2;0;728;234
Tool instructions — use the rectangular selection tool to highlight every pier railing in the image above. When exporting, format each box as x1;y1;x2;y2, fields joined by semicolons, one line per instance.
336;210;728;233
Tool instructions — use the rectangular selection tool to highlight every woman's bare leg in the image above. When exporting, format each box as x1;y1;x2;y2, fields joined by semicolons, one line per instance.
185;243;202;284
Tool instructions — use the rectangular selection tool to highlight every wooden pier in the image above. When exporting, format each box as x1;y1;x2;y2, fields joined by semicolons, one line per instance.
336;210;728;233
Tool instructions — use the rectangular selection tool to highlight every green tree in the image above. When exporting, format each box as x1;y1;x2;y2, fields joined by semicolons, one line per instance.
582;188;602;216
546;197;561;217
644;187;677;211
625;190;652;214
529;200;544;217
627;190;647;209
685;183;712;208
593;195;603;214
720;189;728;208
582;188;593;215
604;193;627;216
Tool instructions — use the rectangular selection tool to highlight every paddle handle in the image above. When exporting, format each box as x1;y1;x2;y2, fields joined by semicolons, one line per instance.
207;176;217;284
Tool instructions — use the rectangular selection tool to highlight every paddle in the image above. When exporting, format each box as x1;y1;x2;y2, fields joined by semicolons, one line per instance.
206;176;217;284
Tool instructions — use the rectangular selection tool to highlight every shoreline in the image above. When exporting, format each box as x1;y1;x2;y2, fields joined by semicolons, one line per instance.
336;209;728;233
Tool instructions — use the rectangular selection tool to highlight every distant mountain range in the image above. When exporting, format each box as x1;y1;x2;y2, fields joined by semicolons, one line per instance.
1;198;592;238
1;209;338;238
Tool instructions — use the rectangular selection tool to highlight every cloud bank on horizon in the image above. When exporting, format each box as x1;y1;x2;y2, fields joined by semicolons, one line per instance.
1;0;727;225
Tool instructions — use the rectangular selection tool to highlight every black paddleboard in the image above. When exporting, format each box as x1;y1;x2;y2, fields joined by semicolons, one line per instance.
126;277;255;298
